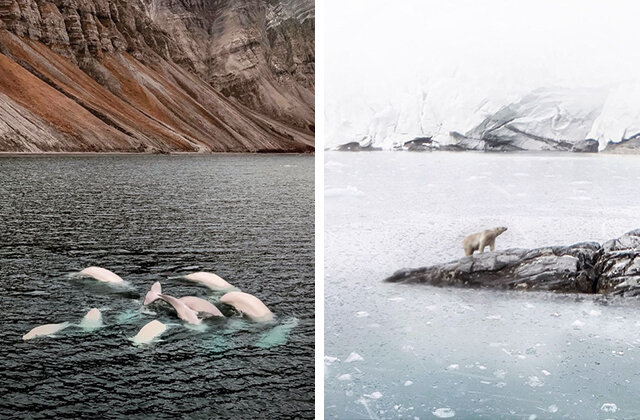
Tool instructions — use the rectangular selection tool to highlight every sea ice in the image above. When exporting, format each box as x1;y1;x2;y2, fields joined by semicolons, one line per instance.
364;391;382;400
432;407;455;418
344;352;364;363
600;403;618;413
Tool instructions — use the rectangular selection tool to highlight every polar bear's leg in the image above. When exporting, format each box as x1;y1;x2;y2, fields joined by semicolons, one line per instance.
478;239;486;253
490;240;495;252
464;245;473;256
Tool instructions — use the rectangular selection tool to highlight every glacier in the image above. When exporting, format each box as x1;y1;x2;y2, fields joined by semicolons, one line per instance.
327;82;640;152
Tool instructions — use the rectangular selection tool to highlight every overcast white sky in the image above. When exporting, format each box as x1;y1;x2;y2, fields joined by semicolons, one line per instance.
326;0;640;138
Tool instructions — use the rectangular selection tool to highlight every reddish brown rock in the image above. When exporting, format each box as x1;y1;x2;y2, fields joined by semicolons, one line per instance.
0;0;314;152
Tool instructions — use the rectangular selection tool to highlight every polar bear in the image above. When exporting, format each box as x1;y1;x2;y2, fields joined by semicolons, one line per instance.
463;227;508;256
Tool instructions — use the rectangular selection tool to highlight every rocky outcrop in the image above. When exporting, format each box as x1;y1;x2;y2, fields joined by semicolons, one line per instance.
571;139;599;153
0;0;314;152
334;141;381;152
334;136;381;152
604;134;640;154
401;137;438;152
386;229;640;297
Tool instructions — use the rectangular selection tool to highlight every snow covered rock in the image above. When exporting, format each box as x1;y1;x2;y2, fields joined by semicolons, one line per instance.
450;87;608;151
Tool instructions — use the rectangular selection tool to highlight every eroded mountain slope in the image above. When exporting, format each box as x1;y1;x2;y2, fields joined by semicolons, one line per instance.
0;0;313;152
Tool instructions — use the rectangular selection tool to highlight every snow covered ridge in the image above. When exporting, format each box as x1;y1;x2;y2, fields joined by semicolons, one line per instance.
330;85;640;153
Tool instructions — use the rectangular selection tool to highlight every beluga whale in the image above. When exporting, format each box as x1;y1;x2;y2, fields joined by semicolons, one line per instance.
23;322;71;340
79;267;124;283
144;282;223;318
220;291;274;322
142;282;202;324
132;320;167;345
79;308;103;330
183;272;234;291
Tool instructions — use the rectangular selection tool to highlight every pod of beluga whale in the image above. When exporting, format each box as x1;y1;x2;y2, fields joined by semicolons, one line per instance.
23;268;276;345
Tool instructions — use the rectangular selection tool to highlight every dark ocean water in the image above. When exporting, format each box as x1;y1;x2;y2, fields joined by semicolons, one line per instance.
0;154;314;419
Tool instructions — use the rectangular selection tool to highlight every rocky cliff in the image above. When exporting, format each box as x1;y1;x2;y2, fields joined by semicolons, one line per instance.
0;0;314;152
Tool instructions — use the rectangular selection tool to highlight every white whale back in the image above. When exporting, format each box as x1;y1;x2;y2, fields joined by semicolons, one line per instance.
179;296;224;317
132;320;166;345
184;272;233;290
220;291;274;322
160;294;202;324
23;322;71;340
79;308;103;330
80;267;123;283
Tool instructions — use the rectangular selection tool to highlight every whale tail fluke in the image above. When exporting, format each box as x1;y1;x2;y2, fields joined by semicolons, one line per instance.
143;282;162;305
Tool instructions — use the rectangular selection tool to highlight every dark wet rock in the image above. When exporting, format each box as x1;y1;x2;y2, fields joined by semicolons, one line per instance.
335;137;381;151
571;139;599;153
403;137;438;152
604;133;640;153
386;229;640;297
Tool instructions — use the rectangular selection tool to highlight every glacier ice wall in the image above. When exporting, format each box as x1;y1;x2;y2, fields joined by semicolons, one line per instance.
327;82;640;152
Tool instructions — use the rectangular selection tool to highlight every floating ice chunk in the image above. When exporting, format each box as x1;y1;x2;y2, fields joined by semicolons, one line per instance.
548;404;558;413
432;407;455;418
345;352;364;363
364;391;382;400
355;311;369;318
486;314;501;320
601;403;618;413
387;297;405;302
404;380;413;386
526;376;544;387
528;415;537;420
447;364;459;370
572;320;585;328
324;356;339;365
588;309;602;316
493;369;506;379
337;374;352;381
541;370;551;376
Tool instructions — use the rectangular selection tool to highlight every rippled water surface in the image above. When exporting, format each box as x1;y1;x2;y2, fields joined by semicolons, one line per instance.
325;152;640;419
0;154;314;418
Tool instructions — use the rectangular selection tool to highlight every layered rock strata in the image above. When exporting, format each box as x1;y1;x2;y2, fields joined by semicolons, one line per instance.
0;0;314;152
